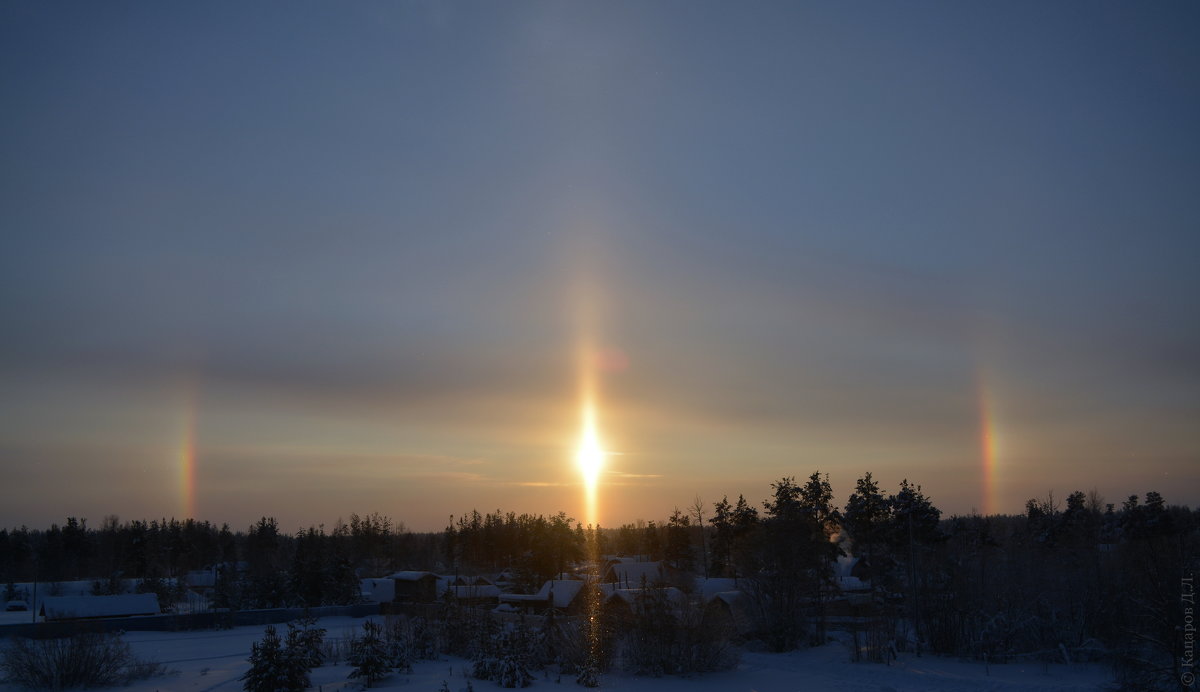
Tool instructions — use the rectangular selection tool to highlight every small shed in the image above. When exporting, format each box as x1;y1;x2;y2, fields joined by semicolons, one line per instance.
40;594;160;621
703;590;753;637
390;571;438;603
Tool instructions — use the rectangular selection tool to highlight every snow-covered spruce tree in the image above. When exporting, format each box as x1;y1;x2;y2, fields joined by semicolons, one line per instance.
495;646;534;689
242;625;310;692
471;624;536;689
497;626;535;689
575;662;600;688
468;614;502;683
348;620;390;687
384;615;414;672
409;616;442;661
286;616;326;670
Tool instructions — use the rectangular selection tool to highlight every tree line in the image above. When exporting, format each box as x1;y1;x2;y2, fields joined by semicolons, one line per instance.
3;475;1196;690
0;513;441;610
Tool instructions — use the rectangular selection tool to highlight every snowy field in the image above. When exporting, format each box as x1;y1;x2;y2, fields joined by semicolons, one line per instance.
0;615;1115;692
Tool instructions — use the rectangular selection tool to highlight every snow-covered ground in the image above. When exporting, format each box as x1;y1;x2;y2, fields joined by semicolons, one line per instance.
0;615;1114;692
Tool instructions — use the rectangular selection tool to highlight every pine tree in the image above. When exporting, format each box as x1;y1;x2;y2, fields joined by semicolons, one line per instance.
241;625;310;692
843;472;891;584
709;496;733;577
729;494;760;580
748;473;843;650
887;479;942;655
348;620;390;687
286;616;326;670
664;509;694;572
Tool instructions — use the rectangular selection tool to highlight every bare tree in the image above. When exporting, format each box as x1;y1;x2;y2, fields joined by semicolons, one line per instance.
689;496;708;579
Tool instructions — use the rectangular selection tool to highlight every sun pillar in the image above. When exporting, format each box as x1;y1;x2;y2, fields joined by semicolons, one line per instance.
577;398;604;529
976;371;1000;516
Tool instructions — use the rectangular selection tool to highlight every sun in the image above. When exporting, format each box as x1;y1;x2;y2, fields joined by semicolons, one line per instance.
576;401;605;527
577;404;605;485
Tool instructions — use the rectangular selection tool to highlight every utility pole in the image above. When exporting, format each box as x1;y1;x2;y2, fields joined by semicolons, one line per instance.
30;556;37;625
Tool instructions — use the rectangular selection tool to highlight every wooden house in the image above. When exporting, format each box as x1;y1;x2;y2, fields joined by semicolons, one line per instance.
389;571;439;603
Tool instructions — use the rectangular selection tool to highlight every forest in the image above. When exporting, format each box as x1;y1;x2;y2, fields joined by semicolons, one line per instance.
1;473;1196;691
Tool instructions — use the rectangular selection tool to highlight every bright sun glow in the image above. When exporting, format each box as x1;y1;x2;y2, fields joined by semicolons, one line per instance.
576;401;604;527
577;404;605;485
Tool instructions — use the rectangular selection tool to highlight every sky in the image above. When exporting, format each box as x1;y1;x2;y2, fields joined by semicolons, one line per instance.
2;1;1198;533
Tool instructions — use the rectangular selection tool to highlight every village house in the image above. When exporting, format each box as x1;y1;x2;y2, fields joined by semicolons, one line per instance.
388;571;439;603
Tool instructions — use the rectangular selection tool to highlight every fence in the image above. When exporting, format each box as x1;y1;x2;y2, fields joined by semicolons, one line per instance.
0;603;380;639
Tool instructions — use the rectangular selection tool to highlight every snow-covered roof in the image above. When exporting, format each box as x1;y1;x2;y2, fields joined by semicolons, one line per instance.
497;579;586;609
389;571;436;582
538;579;585;608
708;590;744;607
605;561;667;587
40;594;159;620
602;586;686;608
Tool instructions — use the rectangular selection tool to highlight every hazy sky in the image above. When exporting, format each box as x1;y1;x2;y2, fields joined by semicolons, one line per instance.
3;1;1197;532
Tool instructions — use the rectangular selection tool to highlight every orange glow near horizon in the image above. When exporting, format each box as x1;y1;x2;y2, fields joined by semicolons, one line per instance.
178;388;197;520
